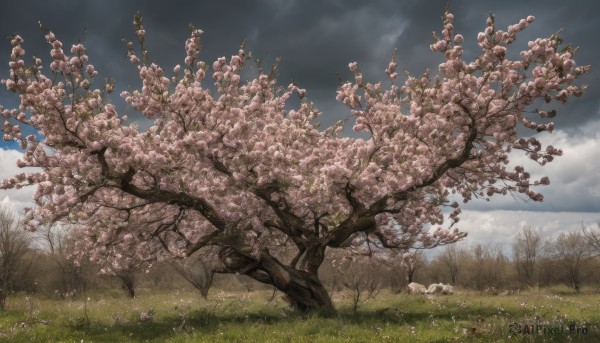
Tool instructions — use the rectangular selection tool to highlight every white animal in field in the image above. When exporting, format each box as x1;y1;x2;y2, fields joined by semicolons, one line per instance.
426;283;444;294
425;283;454;295
441;284;454;295
407;282;427;294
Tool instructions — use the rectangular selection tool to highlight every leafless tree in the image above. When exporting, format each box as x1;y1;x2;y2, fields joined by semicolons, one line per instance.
553;231;591;292
439;245;463;285
465;243;510;291
487;243;511;290
583;223;600;256
513;226;543;286
0;204;31;310
171;250;217;298
471;243;488;290
37;223;90;297
328;254;385;312
342;267;382;312
37;222;65;255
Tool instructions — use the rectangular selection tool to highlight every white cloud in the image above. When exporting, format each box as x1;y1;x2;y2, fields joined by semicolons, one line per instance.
462;119;600;212
0;148;38;214
437;120;600;257
424;209;600;259
457;209;598;245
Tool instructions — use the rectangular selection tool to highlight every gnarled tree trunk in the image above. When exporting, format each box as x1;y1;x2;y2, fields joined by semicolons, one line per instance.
218;247;334;314
259;251;333;313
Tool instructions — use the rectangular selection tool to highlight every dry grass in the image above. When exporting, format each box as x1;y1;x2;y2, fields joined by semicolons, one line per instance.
0;286;598;342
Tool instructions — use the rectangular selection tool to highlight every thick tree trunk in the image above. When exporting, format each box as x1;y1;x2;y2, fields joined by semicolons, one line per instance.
219;247;334;314
259;251;334;313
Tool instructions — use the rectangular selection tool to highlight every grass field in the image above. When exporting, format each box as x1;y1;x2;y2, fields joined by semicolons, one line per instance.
0;286;598;342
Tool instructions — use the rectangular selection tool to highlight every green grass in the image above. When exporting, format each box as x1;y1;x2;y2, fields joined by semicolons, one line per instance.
0;287;599;342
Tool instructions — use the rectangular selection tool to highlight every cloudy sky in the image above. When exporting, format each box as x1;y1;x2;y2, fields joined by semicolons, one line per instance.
1;0;598;250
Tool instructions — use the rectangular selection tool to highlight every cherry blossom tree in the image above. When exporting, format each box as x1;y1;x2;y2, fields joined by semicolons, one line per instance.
1;10;589;312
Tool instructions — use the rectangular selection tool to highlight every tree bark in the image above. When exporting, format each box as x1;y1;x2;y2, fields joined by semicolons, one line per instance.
259;250;334;314
219;247;334;314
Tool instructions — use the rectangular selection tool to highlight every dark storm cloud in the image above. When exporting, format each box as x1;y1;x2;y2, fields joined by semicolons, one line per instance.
1;0;597;127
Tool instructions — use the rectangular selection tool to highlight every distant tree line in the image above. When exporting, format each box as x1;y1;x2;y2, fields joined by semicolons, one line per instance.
1;202;599;311
399;225;600;294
